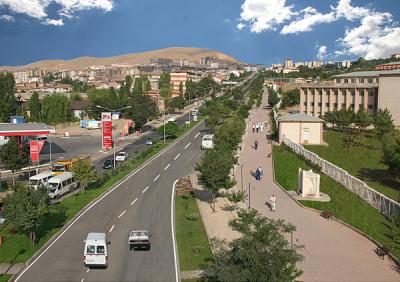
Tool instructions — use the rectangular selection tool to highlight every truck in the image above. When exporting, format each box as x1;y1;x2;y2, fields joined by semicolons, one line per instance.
51;155;91;175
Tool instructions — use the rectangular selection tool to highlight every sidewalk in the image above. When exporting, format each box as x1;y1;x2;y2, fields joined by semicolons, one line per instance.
233;89;399;281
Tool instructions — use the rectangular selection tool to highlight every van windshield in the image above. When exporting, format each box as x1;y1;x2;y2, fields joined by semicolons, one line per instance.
48;182;59;190
97;246;105;254
29;180;40;186
203;138;211;141
86;245;95;254
52;165;65;172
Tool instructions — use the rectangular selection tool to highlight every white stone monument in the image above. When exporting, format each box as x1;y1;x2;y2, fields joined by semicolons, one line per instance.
297;168;321;198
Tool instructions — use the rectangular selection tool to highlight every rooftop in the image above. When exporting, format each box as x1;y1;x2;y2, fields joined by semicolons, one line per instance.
377;61;400;66
277;113;323;123
334;69;400;78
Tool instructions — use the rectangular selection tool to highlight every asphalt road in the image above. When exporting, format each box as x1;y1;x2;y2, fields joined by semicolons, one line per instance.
15;121;207;282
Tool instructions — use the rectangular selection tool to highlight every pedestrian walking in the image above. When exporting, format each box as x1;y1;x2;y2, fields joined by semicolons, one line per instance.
259;166;263;179
270;194;276;212
252;123;255;133
256;122;260;133
260;123;264;132
255;167;260;181
254;140;258;150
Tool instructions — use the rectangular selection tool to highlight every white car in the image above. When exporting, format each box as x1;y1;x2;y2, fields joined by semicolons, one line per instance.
0;214;5;225
115;152;128;162
128;230;151;250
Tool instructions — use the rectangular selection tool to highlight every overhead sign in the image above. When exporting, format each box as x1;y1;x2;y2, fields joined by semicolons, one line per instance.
29;140;45;162
102;112;112;150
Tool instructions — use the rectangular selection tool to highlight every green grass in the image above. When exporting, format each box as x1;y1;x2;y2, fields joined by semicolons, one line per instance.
175;195;213;271
306;130;400;201
0;120;201;264
0;274;11;282
273;145;400;260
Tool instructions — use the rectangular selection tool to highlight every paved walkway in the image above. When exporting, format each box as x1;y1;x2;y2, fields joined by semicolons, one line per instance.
233;88;400;281
0;263;23;275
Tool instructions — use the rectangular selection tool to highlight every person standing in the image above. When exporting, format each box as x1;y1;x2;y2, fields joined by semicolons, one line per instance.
270;194;276;212
260;123;264;132
256;122;260;133
254;140;258;150
255;167;260;181
259;166;263;179
252;123;255;133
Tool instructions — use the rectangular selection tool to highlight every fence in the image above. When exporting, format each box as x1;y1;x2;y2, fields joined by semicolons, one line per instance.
283;137;400;219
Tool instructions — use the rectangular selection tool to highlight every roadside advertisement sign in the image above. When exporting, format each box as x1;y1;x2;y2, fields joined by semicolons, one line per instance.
102;112;112;150
29;140;45;162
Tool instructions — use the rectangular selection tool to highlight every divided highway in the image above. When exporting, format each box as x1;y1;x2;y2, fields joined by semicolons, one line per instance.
15;121;207;282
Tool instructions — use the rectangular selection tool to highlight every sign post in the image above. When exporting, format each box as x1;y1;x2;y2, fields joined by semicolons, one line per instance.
102;112;112;151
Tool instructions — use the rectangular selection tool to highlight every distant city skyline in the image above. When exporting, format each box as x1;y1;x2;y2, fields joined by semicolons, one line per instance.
0;0;399;67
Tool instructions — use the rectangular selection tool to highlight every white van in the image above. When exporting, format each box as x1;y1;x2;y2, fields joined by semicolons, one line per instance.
28;172;54;190
201;134;214;149
84;233;109;268
47;172;77;199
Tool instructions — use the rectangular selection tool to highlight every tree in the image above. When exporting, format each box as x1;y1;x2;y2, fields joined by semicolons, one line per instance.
227;191;247;209
354;107;371;133
3;182;49;245
73;160;98;192
382;131;400;177
158;72;171;90
268;88;280;107
324;110;337;128
133;77;143;95
126;94;158;130
0;137;29;184
0;72;16;122
335;108;354;130
179;81;183;97
373;108;395;139
157;122;180;139
30;91;41;122
389;211;400;250
41;94;70;124
212;209;303;281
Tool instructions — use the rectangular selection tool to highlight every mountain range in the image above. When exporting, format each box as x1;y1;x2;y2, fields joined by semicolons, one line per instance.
0;47;241;71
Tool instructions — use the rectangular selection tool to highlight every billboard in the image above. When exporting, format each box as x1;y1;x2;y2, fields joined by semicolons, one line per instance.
30;140;45;162
102;112;112;150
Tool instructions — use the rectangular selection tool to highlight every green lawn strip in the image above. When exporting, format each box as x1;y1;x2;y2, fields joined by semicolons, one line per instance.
0;120;201;263
273;145;400;260
175;195;213;271
305;130;399;201
0;274;11;282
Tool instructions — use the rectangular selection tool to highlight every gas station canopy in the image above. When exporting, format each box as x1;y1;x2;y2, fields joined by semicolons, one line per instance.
0;123;52;137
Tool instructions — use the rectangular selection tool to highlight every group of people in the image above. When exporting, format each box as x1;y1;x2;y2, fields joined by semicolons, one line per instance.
254;166;263;181
252;122;264;133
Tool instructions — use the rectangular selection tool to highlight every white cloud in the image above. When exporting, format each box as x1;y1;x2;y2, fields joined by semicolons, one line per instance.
334;0;370;21
0;14;14;22
237;22;245;30
238;0;296;33
317;45;327;60
0;0;113;25
43;18;64;26
281;7;335;34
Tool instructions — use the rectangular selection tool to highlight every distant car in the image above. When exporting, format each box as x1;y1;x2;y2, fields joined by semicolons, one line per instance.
102;159;114;169
168;116;177;123
0;214;6;225
128;230;151;250
146;137;153;145
115;152;128;162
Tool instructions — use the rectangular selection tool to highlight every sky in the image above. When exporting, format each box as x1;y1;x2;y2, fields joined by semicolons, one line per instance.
0;0;399;67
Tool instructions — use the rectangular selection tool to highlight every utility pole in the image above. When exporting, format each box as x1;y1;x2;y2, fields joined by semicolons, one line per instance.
248;182;251;209
240;165;244;193
113;134;116;174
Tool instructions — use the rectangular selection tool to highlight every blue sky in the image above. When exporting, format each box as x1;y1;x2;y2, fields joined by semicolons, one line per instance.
0;0;399;66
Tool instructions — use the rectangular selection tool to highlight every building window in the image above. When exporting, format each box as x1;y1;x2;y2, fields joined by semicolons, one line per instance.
360;90;364;96
351;90;355;96
368;104;373;109
350;104;355;109
311;102;314;106
341;103;346;109
360;78;365;83
351;78;356;83
367;78;373;83
368;91;374;97
344;79;349;83
326;103;329;107
318;103;322;106
304;102;307;106
335;79;341;83
303;111;307;114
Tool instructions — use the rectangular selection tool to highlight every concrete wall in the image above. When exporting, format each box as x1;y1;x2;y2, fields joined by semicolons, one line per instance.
378;74;400;126
279;121;322;145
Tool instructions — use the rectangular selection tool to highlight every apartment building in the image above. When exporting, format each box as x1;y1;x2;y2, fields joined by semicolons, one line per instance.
299;69;400;125
170;71;188;92
375;61;400;71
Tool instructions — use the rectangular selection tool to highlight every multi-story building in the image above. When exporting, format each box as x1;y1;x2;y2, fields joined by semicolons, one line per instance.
170;71;188;92
335;61;352;68
299;69;400;125
375;61;400;71
284;59;293;69
14;71;29;84
391;54;400;59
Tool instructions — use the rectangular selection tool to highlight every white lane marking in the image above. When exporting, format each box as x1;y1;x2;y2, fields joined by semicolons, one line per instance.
153;174;160;182
118;210;126;218
194;132;200;139
86;269;90;273
109;225;115;233
130;198;138;206
172;179;180;282
164;163;171;171
142;186;150;193
14;120;204;282
174;153;181;160
184;142;191;150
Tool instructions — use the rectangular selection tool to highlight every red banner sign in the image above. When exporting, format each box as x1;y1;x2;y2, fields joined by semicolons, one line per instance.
102;112;112;150
30;140;45;162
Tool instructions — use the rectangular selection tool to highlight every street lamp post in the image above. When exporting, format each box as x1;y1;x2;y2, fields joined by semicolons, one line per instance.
241;164;244;193
248;182;251;209
113;134;116;174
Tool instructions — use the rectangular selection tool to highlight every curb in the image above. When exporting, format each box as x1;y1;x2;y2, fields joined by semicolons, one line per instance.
270;143;400;268
10;120;205;282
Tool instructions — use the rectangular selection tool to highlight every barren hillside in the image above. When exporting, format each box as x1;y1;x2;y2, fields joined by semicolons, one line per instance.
0;47;241;71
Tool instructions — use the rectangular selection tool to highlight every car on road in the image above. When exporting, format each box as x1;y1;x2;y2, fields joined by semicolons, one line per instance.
102;159;114;169
145;137;153;145
128;230;151;250
0;214;5;225
84;232;109;268
115;152;128;162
